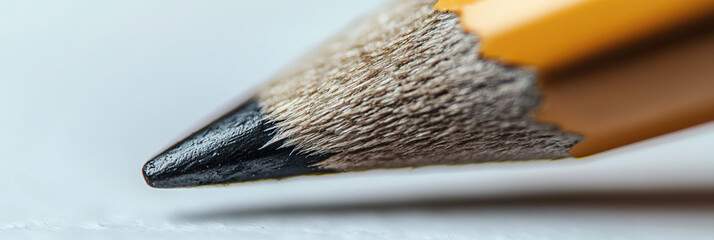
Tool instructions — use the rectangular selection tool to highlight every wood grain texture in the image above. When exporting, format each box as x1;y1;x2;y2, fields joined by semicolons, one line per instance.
258;0;581;171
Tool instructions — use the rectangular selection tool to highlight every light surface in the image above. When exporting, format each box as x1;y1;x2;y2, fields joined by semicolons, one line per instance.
1;0;713;239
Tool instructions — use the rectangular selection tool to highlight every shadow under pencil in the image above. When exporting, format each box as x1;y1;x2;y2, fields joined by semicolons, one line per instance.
176;189;714;221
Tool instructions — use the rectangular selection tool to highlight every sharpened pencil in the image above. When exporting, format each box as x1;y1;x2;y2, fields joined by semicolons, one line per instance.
142;0;714;188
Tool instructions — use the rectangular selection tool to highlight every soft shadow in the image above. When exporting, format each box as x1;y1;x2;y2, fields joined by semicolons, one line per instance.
177;189;714;222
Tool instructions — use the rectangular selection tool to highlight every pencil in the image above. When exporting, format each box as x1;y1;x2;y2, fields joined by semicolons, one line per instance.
142;0;714;188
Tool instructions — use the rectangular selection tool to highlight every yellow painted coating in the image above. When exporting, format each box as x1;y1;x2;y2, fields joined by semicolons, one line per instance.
437;0;714;72
433;0;478;12
436;0;714;157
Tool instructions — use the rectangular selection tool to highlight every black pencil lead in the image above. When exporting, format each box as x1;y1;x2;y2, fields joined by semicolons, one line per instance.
142;100;333;188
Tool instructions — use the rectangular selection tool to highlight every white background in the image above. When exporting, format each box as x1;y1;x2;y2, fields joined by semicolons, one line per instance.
1;0;713;239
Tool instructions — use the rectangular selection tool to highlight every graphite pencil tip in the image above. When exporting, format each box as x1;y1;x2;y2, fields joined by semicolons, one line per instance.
142;99;333;188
